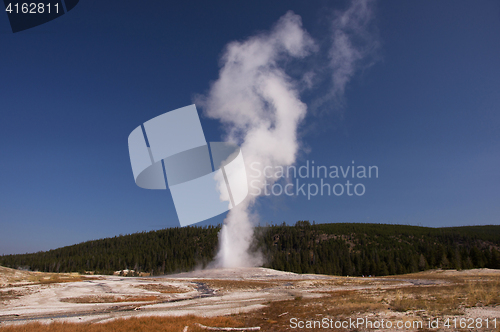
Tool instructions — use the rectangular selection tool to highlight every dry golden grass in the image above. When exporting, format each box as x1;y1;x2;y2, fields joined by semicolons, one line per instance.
229;290;387;331
192;279;280;292
382;278;500;315
0;266;89;288
60;295;159;304
384;285;463;315
234;275;500;330
298;277;402;289
463;279;500;307
386;269;500;283
0;316;244;332
134;283;190;294
0;289;22;303
27;274;83;285
1;269;499;331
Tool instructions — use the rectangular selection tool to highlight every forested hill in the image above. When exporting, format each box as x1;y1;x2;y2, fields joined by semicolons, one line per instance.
1;222;499;276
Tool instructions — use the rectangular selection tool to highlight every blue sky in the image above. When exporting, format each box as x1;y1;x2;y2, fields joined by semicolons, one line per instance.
1;0;499;255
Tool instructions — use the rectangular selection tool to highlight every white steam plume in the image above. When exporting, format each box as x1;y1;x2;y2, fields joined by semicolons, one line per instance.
330;0;379;98
197;11;315;268
313;0;380;111
196;1;379;268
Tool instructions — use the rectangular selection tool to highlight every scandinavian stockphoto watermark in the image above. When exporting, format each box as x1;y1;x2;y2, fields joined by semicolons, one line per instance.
249;160;379;200
128;106;377;225
128;105;249;227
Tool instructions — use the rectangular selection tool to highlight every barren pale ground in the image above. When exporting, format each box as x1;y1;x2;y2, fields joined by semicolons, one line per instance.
0;266;499;331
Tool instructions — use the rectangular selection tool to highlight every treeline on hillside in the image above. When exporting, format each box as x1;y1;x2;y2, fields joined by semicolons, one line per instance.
256;222;500;276
0;226;220;275
1;222;499;276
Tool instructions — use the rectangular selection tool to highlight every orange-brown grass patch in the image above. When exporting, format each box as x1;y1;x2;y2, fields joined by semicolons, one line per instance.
60;295;159;304
385;269;500;283
296;277;402;289
134;283;190;294
463;279;500;307
192;279;280;292
229;290;386;331
0;269;86;287
238;278;500;330
0;289;23;303
0;316;244;332
383;278;500;315
29;274;83;285
389;285;469;315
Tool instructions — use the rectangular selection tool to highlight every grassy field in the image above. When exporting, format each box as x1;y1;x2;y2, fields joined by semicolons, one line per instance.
0;316;243;332
1;268;499;331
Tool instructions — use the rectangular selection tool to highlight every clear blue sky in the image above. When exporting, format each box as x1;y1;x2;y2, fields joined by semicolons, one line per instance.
1;0;499;255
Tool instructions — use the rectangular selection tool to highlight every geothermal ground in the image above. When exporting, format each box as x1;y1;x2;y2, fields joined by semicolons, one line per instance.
0;266;499;331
